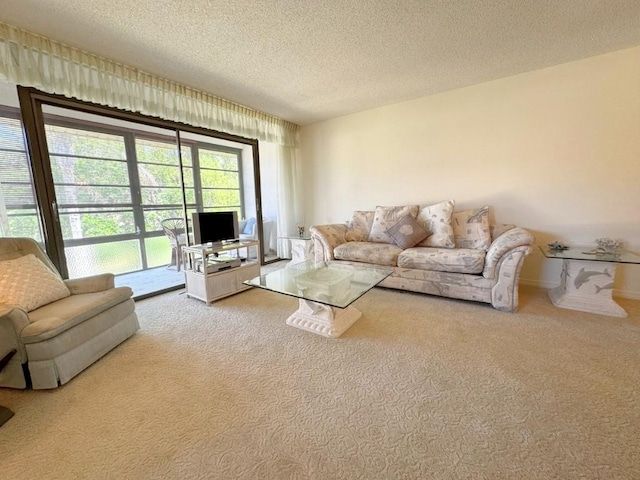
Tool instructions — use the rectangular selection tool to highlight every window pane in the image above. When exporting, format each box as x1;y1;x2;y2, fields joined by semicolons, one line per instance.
181;147;193;167
185;188;196;204
54;185;132;205
199;150;238;170
202;189;241;207
136;137;181;166
0;116;28;151
6;209;41;239
0;167;34;206
45;125;126;160
143;208;184;233
145;236;173;268
182;166;194;187
138;163;182;186
65;240;142;277
50;155;129;186
200;169;239;188
141;187;183;205
58;208;136;238
0;114;42;241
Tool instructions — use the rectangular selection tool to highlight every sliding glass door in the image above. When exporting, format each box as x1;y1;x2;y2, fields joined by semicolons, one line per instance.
39;106;186;287
16;87;266;298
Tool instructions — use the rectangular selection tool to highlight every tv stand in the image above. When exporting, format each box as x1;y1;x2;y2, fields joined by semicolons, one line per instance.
182;240;260;304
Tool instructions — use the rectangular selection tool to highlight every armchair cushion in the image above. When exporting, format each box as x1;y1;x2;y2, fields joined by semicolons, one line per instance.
22;287;134;343
242;217;256;235
0;254;70;312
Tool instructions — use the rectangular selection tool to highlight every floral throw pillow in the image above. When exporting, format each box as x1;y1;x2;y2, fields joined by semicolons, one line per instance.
453;205;492;250
385;215;430;249
345;210;375;242
416;200;455;248
368;205;420;243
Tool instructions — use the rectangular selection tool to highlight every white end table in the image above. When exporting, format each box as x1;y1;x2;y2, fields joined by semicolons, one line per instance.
540;246;639;317
279;235;314;266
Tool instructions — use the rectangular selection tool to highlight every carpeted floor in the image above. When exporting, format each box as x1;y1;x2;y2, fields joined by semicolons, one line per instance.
1;285;639;479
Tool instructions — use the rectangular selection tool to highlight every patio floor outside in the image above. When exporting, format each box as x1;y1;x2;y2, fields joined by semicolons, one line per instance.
116;251;281;299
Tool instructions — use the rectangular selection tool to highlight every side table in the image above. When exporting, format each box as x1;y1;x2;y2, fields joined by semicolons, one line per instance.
540;246;640;317
279;236;314;266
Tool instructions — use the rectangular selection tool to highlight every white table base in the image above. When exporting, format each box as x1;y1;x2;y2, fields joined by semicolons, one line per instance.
287;238;314;266
548;259;626;317
286;299;362;338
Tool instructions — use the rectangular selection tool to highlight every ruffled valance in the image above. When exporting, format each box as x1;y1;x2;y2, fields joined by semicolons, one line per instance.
0;21;299;147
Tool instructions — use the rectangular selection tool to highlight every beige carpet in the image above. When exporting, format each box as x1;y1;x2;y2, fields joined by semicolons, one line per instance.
1;286;639;479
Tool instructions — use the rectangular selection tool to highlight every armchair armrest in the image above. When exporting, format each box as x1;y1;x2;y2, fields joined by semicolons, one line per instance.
310;224;348;261
64;273;115;294
483;227;535;279
0;303;30;361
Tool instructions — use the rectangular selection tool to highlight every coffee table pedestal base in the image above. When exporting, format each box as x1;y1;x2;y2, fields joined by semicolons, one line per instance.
286;299;362;338
548;259;627;317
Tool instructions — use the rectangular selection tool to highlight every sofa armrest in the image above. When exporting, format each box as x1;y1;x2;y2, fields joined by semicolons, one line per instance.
310;224;348;261
483;227;535;279
64;273;115;294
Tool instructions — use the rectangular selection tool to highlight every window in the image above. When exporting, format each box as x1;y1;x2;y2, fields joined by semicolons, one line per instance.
14;88;264;298
0;109;43;241
39;109;245;278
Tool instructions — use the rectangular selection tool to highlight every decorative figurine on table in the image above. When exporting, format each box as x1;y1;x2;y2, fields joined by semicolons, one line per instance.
548;241;569;251
297;225;305;238
585;237;623;256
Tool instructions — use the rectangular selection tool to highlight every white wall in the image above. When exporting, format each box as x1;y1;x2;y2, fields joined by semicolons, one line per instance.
300;46;640;299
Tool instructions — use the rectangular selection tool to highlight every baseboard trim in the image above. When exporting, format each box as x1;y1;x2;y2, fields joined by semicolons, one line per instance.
520;279;640;300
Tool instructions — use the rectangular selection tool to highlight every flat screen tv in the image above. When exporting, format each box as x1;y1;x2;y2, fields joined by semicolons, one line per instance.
192;211;239;246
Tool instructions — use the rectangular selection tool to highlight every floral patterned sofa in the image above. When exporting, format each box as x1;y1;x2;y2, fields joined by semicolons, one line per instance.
310;201;535;312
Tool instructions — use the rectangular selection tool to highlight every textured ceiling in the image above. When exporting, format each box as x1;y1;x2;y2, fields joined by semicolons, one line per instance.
2;0;640;125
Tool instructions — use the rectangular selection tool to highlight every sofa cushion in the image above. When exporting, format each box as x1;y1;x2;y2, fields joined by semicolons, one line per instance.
385;215;430;249
0;254;71;312
368;205;419;244
334;242;403;267
21;287;134;343
452;205;491;250
398;247;485;274
416;200;455;248
345;210;375;242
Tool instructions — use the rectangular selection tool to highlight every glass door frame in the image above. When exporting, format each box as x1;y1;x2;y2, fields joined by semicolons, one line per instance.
17;86;266;279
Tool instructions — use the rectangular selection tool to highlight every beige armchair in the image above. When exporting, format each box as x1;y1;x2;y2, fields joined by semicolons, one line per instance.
0;238;139;389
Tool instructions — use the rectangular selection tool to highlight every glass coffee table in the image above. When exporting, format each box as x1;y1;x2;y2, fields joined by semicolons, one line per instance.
244;261;393;338
540;246;640;317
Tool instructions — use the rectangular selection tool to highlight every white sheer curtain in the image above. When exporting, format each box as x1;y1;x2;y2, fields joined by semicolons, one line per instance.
276;144;304;259
0;21;304;258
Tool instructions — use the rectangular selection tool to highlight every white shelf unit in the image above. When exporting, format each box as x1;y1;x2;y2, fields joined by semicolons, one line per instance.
182;240;260;305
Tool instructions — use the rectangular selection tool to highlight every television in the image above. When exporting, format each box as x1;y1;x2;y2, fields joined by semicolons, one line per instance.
192;211;239;246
